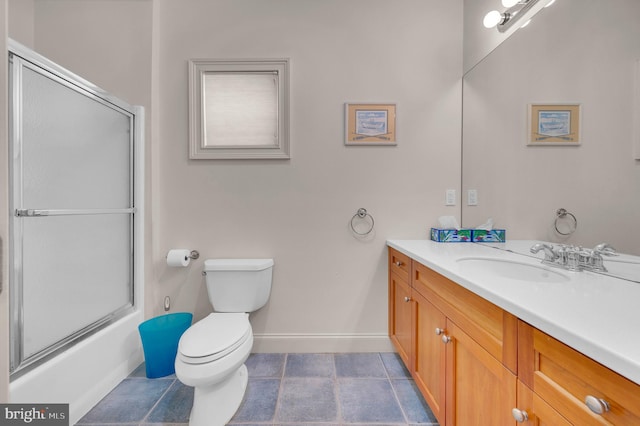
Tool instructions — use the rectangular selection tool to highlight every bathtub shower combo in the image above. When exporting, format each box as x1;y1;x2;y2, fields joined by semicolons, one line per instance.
8;40;144;423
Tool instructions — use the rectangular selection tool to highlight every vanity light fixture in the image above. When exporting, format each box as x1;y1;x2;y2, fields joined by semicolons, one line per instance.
483;0;543;32
501;0;520;7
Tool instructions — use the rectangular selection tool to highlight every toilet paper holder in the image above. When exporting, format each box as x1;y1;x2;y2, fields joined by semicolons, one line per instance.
166;250;200;260
166;249;200;267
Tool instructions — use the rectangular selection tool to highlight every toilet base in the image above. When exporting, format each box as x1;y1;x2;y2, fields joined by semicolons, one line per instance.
188;364;249;426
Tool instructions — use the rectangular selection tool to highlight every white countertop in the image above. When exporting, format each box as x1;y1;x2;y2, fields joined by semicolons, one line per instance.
387;239;640;385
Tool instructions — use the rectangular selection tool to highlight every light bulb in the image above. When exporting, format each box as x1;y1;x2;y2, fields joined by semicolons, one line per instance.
502;0;520;7
483;10;504;28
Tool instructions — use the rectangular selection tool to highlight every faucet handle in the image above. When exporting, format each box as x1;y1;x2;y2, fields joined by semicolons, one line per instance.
593;243;617;256
530;243;559;262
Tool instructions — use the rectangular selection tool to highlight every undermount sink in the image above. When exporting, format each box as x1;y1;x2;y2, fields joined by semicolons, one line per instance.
456;257;571;283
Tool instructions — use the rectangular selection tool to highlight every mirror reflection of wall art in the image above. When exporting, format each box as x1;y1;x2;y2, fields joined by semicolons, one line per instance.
528;103;581;145
345;103;396;145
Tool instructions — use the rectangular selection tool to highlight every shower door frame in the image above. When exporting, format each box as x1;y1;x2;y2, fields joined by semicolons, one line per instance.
8;40;142;378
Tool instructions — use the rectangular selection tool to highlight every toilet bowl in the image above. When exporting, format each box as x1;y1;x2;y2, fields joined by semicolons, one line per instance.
174;259;273;426
175;313;253;426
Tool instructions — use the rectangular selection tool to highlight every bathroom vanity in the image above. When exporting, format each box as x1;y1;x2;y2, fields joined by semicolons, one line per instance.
387;240;640;425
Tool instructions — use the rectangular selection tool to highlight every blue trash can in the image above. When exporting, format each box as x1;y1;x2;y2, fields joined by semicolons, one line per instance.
138;312;193;378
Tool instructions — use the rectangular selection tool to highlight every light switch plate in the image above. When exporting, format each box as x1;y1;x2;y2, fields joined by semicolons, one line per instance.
445;189;456;206
467;189;478;206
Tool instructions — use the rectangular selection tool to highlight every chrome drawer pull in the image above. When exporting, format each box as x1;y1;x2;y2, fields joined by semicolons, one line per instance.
585;395;610;415
404;296;411;303
441;335;452;344
435;327;445;335
395;261;404;267
511;408;529;423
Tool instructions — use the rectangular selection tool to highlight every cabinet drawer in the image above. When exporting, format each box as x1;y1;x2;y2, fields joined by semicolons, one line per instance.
412;261;517;372
521;323;640;425
388;248;410;282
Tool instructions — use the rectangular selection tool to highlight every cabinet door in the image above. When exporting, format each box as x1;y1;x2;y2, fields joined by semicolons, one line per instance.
445;320;517;426
413;290;446;425
515;380;572;426
389;271;413;368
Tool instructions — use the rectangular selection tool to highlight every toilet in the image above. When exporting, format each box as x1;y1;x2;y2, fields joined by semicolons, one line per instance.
175;258;274;426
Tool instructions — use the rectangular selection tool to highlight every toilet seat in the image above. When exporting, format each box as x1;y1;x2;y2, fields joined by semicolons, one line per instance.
178;313;251;365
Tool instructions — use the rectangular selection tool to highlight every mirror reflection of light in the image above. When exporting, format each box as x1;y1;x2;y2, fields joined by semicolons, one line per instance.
520;19;532;28
483;10;504;28
545;0;556;7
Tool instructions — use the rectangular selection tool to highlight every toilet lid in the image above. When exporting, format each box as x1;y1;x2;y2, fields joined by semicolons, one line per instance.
178;313;251;363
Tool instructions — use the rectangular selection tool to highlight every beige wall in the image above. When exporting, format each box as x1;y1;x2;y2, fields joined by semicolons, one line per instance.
153;0;462;349
8;0;462;353
7;0;33;48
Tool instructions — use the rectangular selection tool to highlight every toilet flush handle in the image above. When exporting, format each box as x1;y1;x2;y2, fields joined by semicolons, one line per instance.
164;296;171;312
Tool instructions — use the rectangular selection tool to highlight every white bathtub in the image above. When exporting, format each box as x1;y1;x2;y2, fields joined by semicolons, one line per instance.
9;311;144;424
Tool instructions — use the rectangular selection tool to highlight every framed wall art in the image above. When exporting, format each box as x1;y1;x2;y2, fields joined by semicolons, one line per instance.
528;103;581;146
345;103;396;146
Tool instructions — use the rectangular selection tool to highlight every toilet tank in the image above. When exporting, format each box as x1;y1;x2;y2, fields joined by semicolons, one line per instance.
204;259;274;313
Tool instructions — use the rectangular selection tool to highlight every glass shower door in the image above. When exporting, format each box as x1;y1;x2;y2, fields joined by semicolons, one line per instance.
10;53;136;375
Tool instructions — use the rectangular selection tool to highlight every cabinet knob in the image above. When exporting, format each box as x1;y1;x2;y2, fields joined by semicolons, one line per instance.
511;408;529;423
404;296;411;302
585;395;610;415
441;335;452;344
395;261;404;267
435;327;445;335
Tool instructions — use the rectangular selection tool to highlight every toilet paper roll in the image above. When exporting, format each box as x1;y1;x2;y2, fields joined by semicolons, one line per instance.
167;249;191;267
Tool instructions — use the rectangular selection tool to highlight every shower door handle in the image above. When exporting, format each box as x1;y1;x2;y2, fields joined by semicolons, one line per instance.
15;208;136;217
15;209;49;217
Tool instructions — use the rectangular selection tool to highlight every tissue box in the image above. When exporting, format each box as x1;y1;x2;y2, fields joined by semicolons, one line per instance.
430;228;472;243
471;229;506;243
430;228;506;243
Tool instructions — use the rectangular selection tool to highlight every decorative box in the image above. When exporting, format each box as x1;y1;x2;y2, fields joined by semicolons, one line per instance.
471;229;506;243
430;228;472;243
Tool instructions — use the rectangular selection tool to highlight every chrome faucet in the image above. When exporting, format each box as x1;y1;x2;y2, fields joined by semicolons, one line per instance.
530;242;613;273
530;243;559;263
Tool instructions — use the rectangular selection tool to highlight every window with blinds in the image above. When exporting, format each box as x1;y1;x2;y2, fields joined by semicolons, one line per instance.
189;59;290;159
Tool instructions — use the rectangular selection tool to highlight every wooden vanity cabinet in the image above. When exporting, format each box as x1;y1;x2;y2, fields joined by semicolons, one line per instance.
517;321;640;426
388;249;412;368
388;248;518;426
389;246;640;426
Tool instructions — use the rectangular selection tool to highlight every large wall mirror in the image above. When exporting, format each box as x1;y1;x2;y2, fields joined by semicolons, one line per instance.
462;0;640;262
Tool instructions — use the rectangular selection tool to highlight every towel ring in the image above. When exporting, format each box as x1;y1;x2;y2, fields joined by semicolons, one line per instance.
555;208;577;235
350;208;375;236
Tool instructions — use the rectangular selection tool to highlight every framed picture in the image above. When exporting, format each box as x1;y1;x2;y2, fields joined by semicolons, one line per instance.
345;103;396;145
528;103;581;146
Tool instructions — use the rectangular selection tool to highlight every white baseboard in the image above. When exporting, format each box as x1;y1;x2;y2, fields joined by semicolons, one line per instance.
252;333;394;353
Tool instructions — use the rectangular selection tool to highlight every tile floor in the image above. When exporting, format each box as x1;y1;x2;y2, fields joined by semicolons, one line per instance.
76;352;438;426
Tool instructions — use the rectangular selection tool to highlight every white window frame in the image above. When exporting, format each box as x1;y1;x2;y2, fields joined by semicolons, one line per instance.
189;58;290;159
